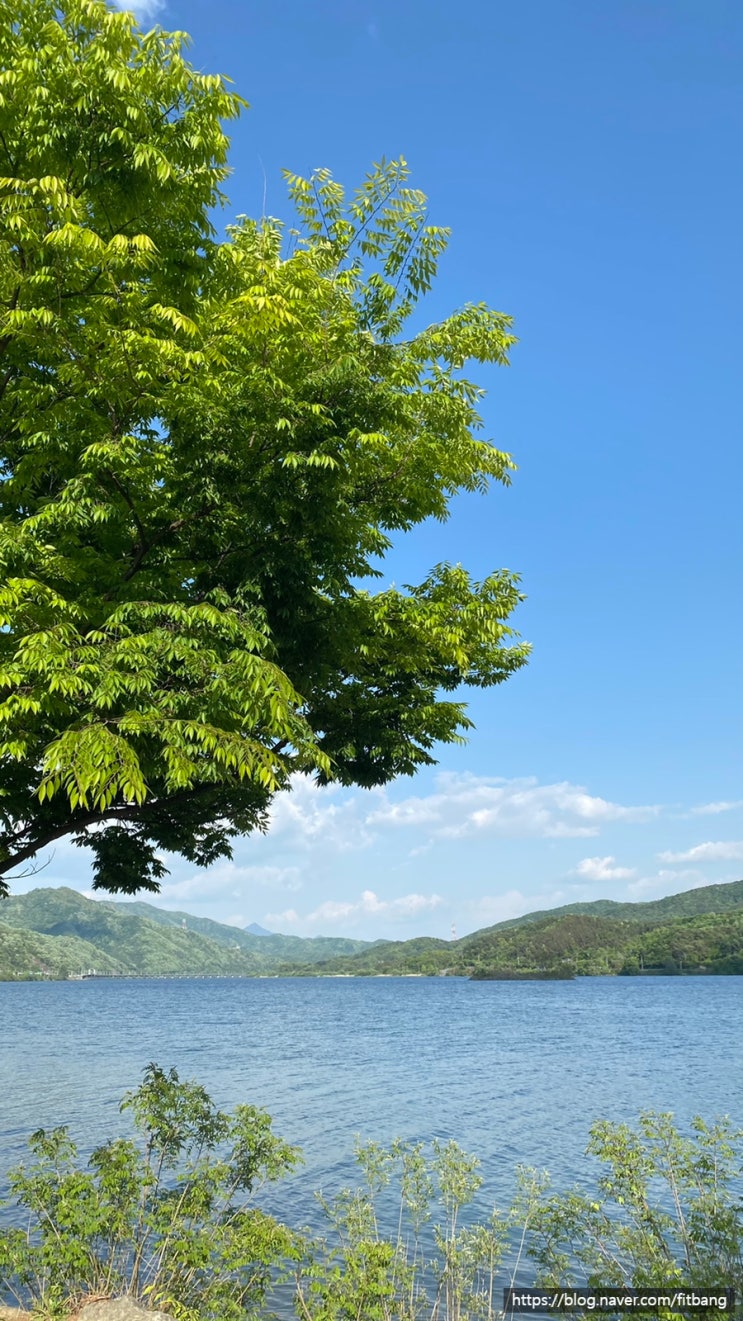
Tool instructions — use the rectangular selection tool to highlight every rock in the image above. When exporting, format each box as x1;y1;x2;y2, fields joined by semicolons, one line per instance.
75;1300;172;1321
0;1308;32;1321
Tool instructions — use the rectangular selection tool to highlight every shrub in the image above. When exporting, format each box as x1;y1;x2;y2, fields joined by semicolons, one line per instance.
2;1071;741;1321
0;1063;300;1319
527;1112;743;1318
294;1137;545;1321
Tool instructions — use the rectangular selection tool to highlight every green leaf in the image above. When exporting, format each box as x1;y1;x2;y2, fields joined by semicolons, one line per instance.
0;0;526;897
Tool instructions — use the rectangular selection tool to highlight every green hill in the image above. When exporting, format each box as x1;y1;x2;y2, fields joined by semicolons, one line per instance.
459;907;743;977
0;920;127;980
0;889;268;978
3;878;743;980
620;909;743;975
107;897;376;963
0;888;378;979
277;934;451;977
474;878;743;934
277;879;743;978
276;914;634;978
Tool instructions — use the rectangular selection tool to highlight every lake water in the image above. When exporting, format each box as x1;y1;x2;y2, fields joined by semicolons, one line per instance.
2;974;740;1236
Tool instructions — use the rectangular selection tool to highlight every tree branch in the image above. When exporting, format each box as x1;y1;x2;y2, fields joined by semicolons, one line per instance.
0;774;279;889
0;802;144;880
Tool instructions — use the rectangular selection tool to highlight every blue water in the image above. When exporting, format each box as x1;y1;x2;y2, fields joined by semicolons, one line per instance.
1;974;740;1232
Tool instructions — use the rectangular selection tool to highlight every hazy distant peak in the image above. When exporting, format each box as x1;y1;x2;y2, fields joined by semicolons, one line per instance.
244;922;273;936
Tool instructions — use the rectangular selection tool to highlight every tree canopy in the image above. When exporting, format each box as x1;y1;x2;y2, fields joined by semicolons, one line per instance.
0;0;529;897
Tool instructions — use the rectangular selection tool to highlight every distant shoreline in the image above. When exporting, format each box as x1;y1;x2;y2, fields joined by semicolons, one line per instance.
3;879;742;981
2;969;741;984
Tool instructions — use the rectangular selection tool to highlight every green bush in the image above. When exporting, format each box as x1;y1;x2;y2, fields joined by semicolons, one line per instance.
1;1070;741;1321
294;1137;544;1321
0;1063;300;1319
527;1112;743;1318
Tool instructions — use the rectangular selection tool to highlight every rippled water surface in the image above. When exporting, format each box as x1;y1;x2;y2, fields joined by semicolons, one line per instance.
2;975;741;1226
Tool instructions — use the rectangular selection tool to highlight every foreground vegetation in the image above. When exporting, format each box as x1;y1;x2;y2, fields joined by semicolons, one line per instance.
3;881;743;980
1;1066;741;1320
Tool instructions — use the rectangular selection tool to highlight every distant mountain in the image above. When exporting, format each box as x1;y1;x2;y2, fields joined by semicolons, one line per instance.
477;878;743;934
245;922;273;936
3;878;743;981
0;888;377;979
106;897;375;963
274;879;743;978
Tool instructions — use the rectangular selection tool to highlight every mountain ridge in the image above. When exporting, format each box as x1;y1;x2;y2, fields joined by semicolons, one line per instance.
0;888;377;978
274;879;743;977
474;878;743;934
100;894;376;961
2;878;743;979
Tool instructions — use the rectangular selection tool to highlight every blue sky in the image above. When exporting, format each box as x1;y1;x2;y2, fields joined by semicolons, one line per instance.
28;0;743;939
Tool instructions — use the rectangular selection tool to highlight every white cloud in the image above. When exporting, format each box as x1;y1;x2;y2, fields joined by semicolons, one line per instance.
368;773;659;842
23;774;663;910
111;0;165;20
266;889;443;931
657;840;743;864
625;869;705;899
158;862;302;904
691;800;743;816
267;777;380;852
573;855;637;882
16;770;677;941
461;889;559;928
371;798;440;828
270;908;300;926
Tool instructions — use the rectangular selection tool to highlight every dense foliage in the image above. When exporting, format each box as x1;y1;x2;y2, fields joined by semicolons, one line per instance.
1;1067;740;1320
0;1064;299;1319
0;918;124;980
529;1112;743;1303
0;0;527;897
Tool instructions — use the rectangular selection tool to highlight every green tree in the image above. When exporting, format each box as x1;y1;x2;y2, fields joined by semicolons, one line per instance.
0;0;528;897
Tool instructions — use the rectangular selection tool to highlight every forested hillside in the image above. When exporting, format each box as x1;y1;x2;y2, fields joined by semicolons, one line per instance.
0;888;376;978
107;897;375;962
0;889;273;977
2;880;743;979
277;881;743;978
0;921;126;980
476;878;743;933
